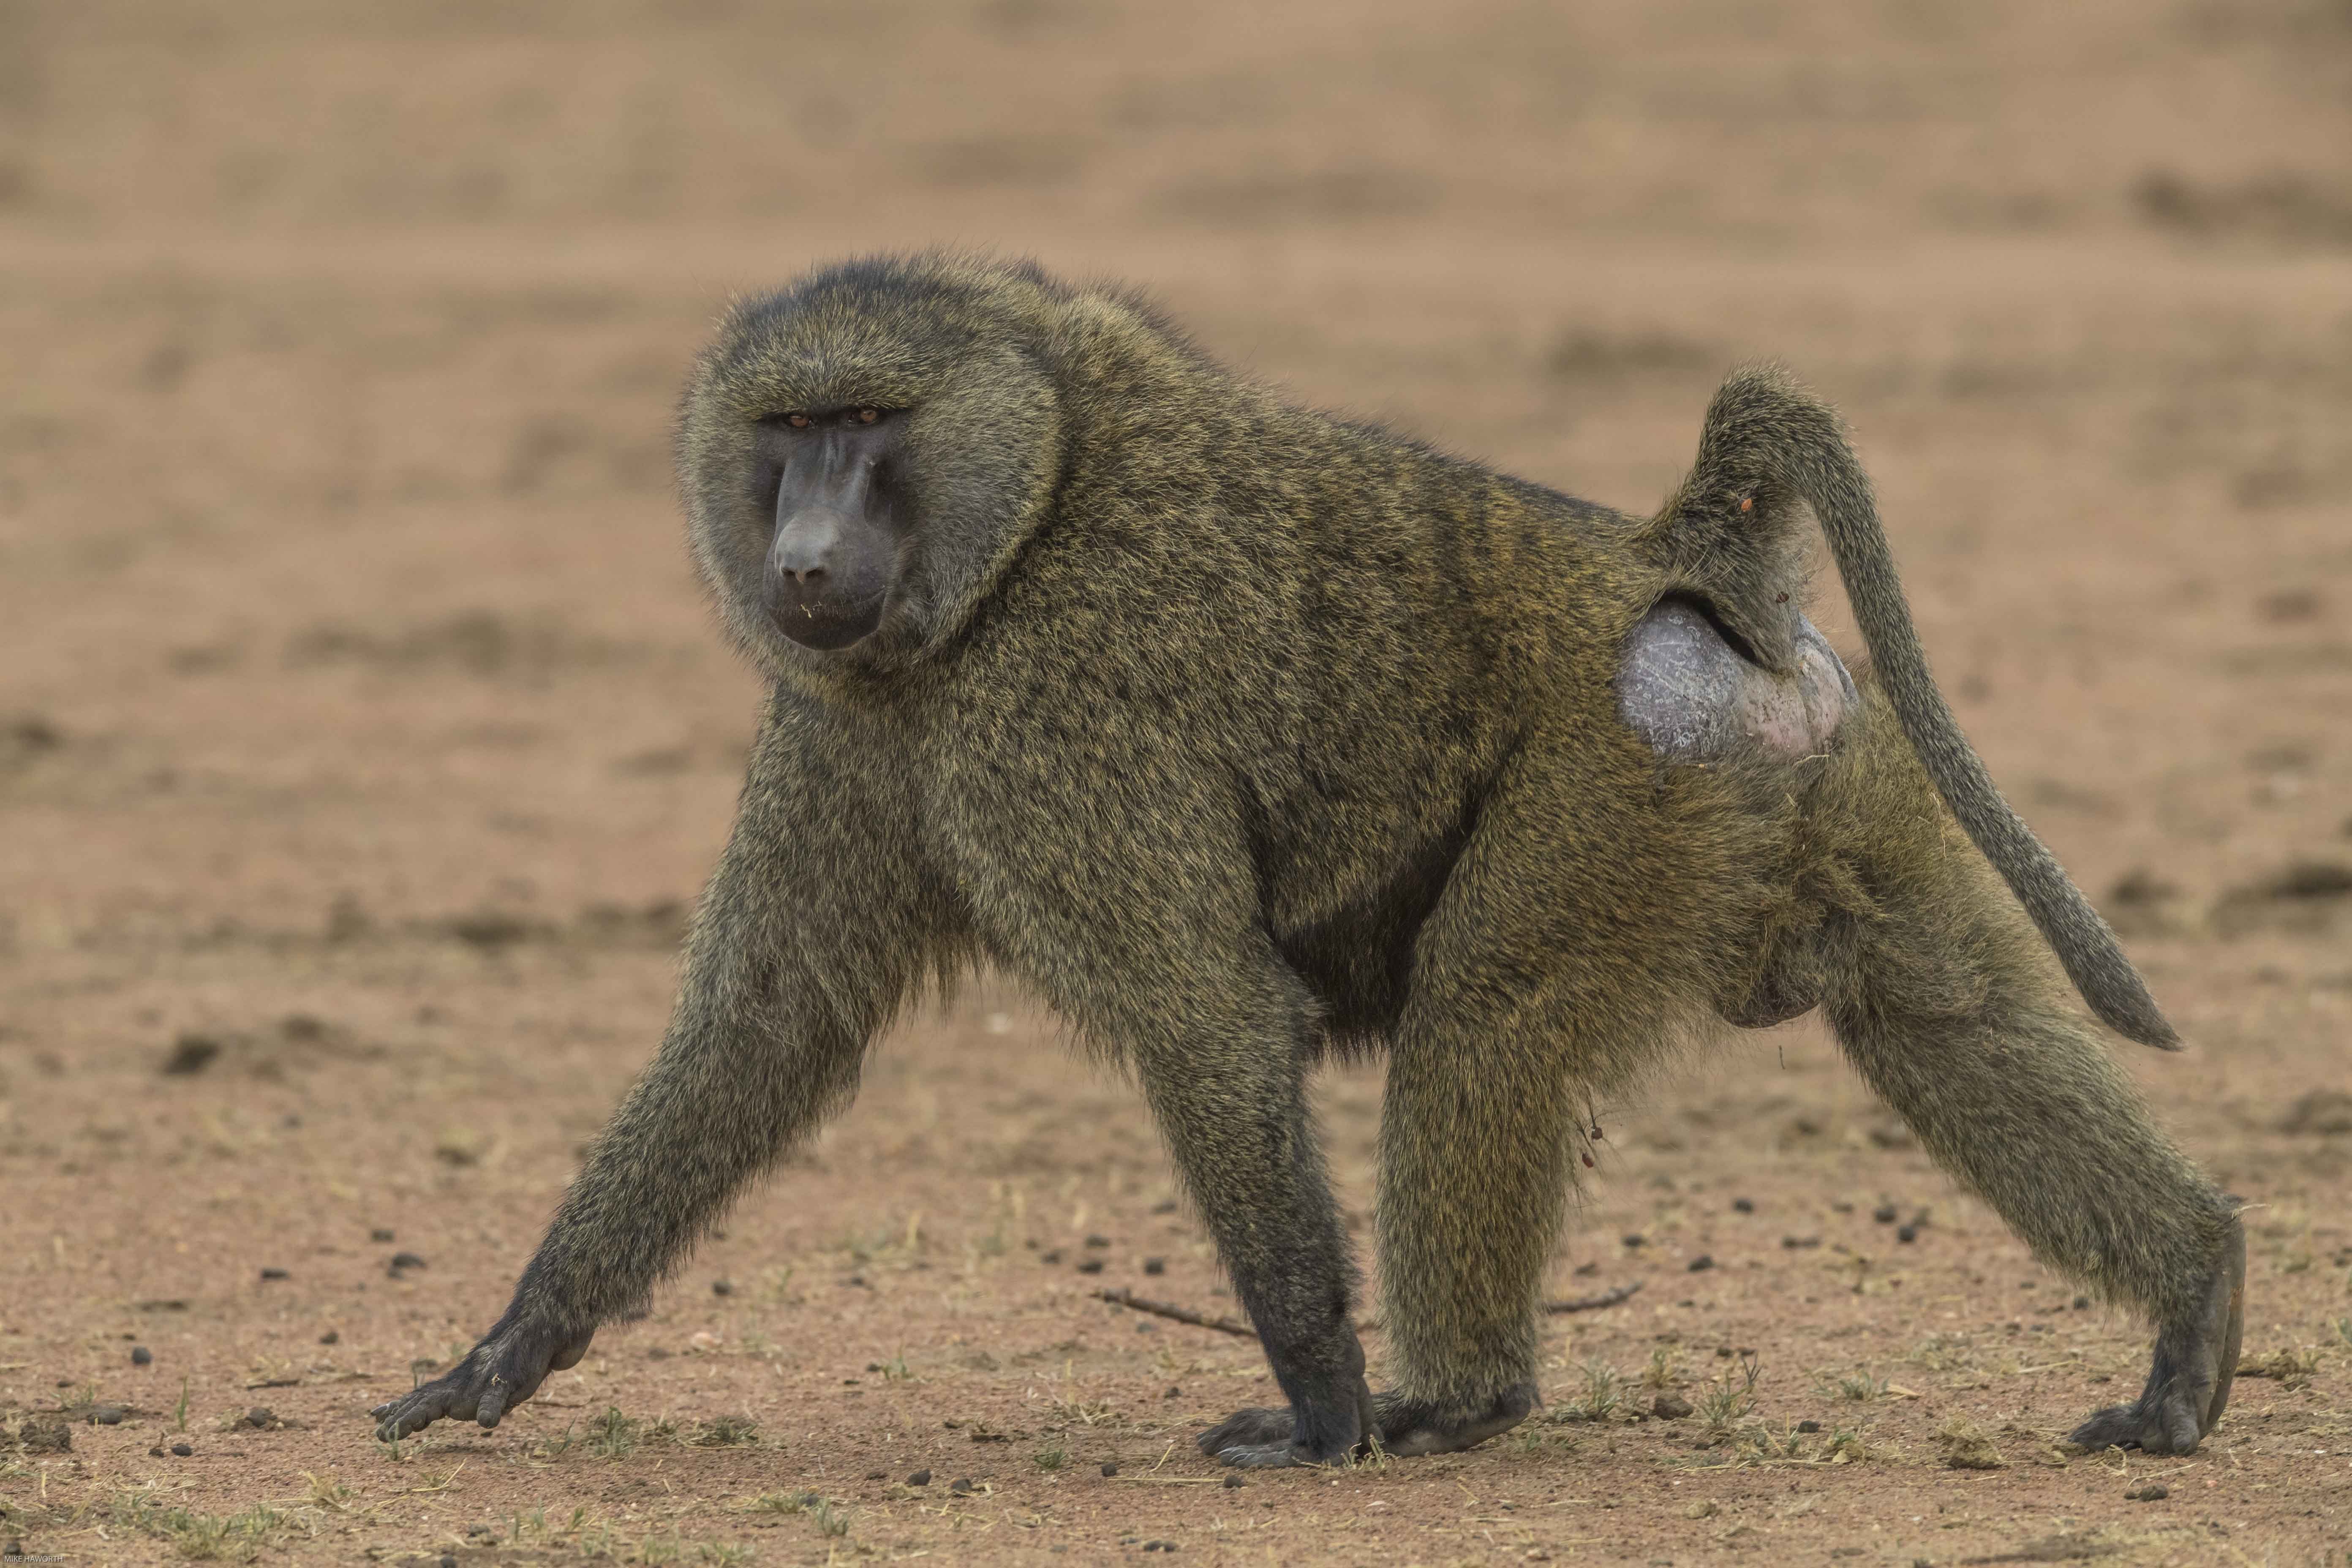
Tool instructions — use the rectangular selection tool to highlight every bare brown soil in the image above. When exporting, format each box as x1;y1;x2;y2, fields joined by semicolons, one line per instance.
4;3;2351;1564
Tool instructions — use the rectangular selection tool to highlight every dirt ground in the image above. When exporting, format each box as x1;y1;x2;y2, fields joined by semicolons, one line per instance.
4;3;2351;1564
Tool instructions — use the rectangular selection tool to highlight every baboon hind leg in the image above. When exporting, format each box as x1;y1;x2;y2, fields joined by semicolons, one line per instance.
1817;716;2242;1454
1370;1016;1584;1455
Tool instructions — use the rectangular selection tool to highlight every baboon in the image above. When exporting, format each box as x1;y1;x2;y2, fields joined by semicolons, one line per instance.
371;254;2242;1466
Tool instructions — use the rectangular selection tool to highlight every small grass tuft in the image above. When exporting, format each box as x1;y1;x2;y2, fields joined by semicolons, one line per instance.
2236;1345;2322;1390
1574;1358;1622;1422
1697;1353;1761;1437
1935;1414;2006;1470
1032;1441;1068;1472
1640;1346;1682;1392
1827;1370;1886;1403
688;1413;760;1448
587;1407;641;1460
810;1497;851;1538
108;1492;289;1562
1821;1425;1873;1463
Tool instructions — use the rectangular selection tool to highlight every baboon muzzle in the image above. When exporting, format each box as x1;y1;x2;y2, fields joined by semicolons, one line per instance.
765;433;897;651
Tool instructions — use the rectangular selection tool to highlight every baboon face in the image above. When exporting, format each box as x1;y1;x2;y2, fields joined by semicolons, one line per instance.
678;259;1067;674
754;406;909;651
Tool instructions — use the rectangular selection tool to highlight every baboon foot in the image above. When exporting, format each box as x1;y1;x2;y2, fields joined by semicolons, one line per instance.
2069;1217;2245;1455
1198;1383;1537;1465
1373;1383;1539;1457
1197;1380;1377;1468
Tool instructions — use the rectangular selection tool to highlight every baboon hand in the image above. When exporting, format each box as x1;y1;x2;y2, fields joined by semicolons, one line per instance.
370;1318;594;1440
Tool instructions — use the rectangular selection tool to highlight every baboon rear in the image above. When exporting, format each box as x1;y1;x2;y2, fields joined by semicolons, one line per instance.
371;254;2242;1467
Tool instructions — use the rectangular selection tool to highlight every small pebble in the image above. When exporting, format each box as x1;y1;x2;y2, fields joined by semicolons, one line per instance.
907;1469;931;1486
1622;1233;1644;1248
91;1405;126;1425
390;1252;425;1270
865;1469;887;1481
1077;1258;1105;1274
2126;1483;2168;1502
1686;1255;1715;1272
949;1478;974;1494
1731;1198;1754;1214
259;1268;289;1281
1897;1225;1918;1243
318;1330;339;1346
1651;1394;1691;1420
2073;1295;2091;1310
131;1345;152;1366
1101;1461;1119;1477
1797;1419;1822;1433
1873;1204;1898;1224
370;1228;395;1243
1084;1234;1110;1248
712;1279;733;1296
1164;1385;1182;1399
440;1556;457;1568
1143;1257;1166;1275
244;1407;274;1429
1040;1250;1063;1264
172;1443;192;1456
1222;1473;1244;1489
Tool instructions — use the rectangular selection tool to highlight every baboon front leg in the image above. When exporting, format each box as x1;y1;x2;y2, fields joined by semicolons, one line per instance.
1142;1008;1375;1469
1822;829;2241;1455
373;697;942;1440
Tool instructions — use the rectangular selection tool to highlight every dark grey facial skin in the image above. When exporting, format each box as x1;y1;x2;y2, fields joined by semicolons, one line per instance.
756;406;907;651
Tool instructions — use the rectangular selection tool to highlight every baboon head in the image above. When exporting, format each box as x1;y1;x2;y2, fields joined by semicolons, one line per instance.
676;255;1072;675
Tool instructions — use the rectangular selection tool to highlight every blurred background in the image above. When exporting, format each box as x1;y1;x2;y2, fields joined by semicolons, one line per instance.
5;0;2349;932
2;2;2348;1560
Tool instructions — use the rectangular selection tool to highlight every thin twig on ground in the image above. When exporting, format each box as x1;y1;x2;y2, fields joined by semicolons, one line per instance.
1544;1282;1642;1314
1092;1288;1252;1335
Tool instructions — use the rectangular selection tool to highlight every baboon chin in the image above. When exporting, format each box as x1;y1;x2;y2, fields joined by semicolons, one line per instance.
371;253;2240;1467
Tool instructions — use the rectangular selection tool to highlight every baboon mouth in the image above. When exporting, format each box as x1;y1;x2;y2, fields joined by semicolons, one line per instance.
772;590;887;651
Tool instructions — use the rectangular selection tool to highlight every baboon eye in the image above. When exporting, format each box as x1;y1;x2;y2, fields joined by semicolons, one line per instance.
854;407;881;425
782;411;812;429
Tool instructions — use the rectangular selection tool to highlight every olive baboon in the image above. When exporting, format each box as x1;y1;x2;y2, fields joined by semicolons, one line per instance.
370;254;2242;1466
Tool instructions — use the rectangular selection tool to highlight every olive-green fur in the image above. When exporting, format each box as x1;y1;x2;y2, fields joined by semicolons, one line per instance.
370;253;2238;1464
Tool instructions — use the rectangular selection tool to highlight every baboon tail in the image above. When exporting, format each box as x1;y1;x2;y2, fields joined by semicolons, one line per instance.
1649;362;2180;1050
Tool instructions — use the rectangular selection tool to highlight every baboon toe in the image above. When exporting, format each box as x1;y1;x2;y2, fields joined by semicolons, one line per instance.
1211;1438;1341;1468
1195;1406;1296;1456
1373;1382;1538;1457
